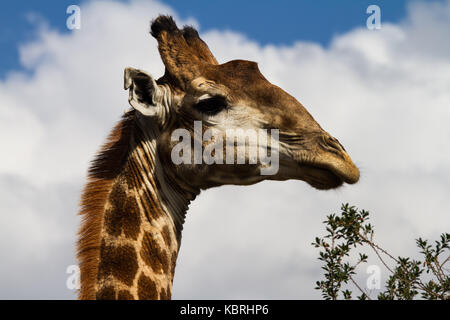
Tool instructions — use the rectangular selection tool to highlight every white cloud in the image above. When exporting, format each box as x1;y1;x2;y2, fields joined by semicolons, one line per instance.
0;0;449;299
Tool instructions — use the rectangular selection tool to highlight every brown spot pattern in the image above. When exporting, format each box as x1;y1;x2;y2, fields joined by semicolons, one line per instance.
118;290;134;300
104;183;141;240
109;182;127;208
98;240;138;286
96;286;116;300
123;163;137;188
159;287;168;300
160;284;172;300
140;231;170;274
137;274;158;300
171;251;177;275
161;225;172;248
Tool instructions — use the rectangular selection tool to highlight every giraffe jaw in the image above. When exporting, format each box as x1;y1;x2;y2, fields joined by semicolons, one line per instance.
299;164;345;190
298;155;360;190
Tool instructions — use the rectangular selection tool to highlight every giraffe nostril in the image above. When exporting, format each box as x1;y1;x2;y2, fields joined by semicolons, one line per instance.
330;137;346;152
320;135;345;156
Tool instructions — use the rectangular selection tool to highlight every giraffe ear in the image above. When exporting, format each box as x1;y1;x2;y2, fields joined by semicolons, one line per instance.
124;67;165;118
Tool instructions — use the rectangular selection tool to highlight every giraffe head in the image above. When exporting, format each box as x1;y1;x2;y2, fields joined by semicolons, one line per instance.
124;16;359;191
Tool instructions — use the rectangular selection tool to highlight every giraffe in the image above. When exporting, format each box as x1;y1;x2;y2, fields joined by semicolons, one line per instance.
77;16;360;300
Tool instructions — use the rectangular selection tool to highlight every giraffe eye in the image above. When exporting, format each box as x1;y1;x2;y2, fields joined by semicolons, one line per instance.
194;96;228;116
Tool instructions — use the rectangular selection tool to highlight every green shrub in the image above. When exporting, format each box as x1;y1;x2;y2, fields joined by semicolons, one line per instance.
313;204;449;300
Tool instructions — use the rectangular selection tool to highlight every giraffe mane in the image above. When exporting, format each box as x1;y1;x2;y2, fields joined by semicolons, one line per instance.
77;110;136;299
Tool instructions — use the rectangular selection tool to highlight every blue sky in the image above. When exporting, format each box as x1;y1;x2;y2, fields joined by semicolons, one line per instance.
0;0;413;78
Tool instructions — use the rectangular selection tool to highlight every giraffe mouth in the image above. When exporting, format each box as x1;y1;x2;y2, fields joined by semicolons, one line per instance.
300;164;344;190
298;139;360;189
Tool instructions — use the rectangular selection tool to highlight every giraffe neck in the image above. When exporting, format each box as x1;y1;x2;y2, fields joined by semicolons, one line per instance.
78;111;198;300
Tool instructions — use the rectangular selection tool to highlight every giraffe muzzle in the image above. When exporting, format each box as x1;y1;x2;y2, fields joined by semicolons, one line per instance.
315;136;360;185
